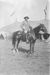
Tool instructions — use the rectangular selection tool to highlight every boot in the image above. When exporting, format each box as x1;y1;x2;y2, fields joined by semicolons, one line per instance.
26;33;29;43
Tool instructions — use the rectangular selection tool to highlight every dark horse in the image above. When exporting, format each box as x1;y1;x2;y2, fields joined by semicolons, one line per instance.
12;23;47;54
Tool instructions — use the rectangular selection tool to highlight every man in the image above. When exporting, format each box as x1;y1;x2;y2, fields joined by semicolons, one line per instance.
21;16;30;33
21;16;30;42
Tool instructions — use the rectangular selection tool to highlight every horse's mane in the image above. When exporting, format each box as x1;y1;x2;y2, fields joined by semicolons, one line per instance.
32;24;41;33
33;23;47;33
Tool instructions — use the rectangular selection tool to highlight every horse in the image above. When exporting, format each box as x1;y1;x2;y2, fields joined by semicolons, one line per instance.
11;23;47;54
11;27;34;53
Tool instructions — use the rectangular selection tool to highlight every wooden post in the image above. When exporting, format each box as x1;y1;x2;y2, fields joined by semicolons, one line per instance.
44;3;47;20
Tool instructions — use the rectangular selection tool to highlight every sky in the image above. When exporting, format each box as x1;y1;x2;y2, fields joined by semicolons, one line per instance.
0;0;49;28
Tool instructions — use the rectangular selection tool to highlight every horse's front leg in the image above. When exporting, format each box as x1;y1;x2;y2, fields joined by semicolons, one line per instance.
31;43;34;53
30;42;33;54
29;40;36;54
11;42;16;51
28;42;32;54
27;42;32;56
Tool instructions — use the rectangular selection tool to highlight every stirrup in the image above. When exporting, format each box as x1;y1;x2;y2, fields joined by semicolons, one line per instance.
25;30;27;33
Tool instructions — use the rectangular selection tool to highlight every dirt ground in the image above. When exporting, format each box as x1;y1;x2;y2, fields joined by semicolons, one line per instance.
0;39;49;75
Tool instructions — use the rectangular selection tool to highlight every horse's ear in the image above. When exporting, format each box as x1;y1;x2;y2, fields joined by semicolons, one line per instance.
40;23;43;25
40;23;44;27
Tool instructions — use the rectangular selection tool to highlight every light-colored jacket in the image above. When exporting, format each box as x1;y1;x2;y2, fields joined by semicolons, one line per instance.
21;21;30;32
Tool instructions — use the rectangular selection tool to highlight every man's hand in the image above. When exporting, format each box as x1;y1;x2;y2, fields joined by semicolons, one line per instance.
24;30;27;33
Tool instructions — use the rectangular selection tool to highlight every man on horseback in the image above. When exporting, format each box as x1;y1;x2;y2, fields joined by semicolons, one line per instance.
21;16;31;42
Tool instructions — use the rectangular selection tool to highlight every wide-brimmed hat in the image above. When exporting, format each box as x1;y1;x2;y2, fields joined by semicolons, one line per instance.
24;16;29;19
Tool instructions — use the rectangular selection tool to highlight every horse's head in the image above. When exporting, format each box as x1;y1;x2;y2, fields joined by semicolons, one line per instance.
39;24;48;33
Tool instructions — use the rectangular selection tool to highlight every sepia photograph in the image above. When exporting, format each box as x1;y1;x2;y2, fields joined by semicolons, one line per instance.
0;0;50;75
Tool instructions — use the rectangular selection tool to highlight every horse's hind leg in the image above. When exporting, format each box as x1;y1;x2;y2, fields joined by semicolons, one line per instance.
15;41;18;52
11;43;16;54
11;37;16;51
11;44;15;51
11;39;17;53
15;40;20;53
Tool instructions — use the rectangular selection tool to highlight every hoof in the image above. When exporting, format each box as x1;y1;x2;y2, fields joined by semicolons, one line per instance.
27;51;31;55
13;50;16;54
16;49;19;53
11;48;13;50
15;49;19;53
26;52;31;57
